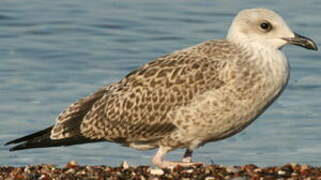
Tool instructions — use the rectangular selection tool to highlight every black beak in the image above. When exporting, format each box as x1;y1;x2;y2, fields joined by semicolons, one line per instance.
283;32;318;51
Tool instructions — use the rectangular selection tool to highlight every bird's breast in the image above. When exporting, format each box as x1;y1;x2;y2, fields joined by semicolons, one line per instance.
172;49;289;143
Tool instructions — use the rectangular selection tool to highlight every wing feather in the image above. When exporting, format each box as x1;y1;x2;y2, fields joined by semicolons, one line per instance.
50;85;113;139
80;40;236;143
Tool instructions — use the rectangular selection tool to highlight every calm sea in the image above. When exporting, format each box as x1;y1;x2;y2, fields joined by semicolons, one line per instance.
1;0;320;167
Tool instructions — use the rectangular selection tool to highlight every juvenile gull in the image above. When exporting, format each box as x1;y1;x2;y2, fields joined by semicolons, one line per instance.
6;8;317;168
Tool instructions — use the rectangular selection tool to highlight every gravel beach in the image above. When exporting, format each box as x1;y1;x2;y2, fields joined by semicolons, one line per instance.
1;161;320;180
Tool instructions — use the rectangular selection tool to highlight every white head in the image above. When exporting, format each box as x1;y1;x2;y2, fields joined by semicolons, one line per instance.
227;8;317;51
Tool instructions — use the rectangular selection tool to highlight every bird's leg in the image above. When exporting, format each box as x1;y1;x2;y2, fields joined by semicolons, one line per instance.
152;147;202;169
181;149;193;163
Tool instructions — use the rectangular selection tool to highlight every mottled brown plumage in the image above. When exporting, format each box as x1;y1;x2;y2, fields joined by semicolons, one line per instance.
6;8;317;168
80;40;237;145
50;40;240;147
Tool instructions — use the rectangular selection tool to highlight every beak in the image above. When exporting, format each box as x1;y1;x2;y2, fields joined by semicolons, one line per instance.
283;32;318;51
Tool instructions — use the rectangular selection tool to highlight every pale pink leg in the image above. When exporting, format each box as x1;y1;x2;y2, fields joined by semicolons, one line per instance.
152;147;202;169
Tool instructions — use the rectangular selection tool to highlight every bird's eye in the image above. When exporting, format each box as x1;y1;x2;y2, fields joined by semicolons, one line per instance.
260;22;272;32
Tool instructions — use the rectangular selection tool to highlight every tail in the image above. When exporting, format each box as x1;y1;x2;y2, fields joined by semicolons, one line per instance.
5;126;102;151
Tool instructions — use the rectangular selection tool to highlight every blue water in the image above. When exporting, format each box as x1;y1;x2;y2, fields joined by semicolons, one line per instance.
1;0;321;167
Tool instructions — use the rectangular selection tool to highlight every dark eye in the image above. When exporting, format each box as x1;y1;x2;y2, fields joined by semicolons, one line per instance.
260;22;272;32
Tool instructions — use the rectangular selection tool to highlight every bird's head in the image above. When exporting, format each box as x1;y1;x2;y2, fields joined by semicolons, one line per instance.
227;8;318;51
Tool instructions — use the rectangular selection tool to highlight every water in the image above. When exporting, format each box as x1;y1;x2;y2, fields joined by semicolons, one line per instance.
1;0;321;167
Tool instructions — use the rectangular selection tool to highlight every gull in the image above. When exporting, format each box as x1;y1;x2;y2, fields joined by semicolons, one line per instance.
5;8;317;168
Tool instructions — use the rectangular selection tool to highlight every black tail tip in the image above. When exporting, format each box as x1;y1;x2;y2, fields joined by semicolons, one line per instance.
9;147;17;152
5;140;15;146
5;142;27;151
9;147;22;151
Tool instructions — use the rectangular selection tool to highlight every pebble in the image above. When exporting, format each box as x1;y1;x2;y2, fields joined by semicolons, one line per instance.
65;160;79;168
278;169;286;175
65;168;76;174
184;169;194;173
226;166;240;173
1;163;321;179
301;164;310;170
204;177;215;180
121;160;130;169
148;168;164;176
229;178;247;180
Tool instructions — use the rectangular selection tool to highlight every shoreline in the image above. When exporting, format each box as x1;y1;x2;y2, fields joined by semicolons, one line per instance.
1;161;320;179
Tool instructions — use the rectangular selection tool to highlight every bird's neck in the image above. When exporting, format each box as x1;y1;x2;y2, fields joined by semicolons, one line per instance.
230;38;290;95
248;41;290;97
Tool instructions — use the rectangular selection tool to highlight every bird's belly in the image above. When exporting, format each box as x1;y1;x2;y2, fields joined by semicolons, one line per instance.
171;78;287;148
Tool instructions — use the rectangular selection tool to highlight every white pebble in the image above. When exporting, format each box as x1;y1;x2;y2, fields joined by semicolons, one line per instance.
39;174;47;180
278;170;286;175
148;168;164;176
121;161;129;169
226;166;240;173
